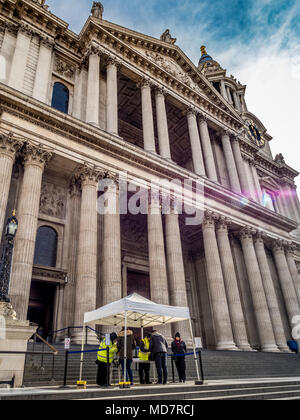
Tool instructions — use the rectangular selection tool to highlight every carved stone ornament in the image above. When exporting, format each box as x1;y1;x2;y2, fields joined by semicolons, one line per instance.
0;131;23;157
160;29;176;45
239;226;257;240
91;2;104;19
202;210;219;228
55;58;76;80
0;301;17;320
39;181;66;219
275;153;286;165
23;143;53;167
75;163;105;186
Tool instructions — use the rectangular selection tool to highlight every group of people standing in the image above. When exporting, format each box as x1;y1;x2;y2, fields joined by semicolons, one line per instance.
96;328;187;387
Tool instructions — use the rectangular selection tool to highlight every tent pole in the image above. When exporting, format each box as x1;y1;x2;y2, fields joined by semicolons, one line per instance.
188;318;201;383
79;324;85;382
124;311;128;384
141;327;144;340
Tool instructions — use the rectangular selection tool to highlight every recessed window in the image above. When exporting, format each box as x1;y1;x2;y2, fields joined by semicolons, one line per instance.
34;226;58;267
262;190;275;211
51;82;69;113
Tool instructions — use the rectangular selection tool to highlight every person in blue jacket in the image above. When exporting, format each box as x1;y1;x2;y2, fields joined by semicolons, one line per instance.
171;332;187;383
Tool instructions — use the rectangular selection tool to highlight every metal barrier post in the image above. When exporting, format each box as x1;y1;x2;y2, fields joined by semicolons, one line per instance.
62;350;69;388
171;356;175;383
198;350;204;383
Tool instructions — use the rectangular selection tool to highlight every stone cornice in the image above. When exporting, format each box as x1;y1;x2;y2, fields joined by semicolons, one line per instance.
0;82;298;234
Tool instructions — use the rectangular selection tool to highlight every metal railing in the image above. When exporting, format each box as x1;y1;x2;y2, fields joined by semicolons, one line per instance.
47;326;102;345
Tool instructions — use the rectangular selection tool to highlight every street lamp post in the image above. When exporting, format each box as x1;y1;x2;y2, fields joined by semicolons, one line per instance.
0;211;18;303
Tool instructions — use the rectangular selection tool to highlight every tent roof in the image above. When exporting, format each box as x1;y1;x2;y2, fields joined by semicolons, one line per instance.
84;293;191;328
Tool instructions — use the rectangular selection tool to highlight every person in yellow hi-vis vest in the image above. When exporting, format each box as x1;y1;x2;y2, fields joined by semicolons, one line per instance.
138;333;151;384
97;332;118;387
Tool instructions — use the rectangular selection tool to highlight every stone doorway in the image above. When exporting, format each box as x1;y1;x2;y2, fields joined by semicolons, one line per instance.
27;281;56;339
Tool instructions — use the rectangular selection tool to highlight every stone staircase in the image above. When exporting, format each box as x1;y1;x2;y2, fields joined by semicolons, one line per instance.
23;342;300;387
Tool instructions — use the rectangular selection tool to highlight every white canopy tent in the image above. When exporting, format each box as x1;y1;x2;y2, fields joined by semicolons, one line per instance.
80;293;201;384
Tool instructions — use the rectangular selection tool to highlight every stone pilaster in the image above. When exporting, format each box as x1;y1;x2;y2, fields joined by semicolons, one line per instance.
0;133;23;238
272;240;300;345
239;227;279;352
140;79;156;153
220;80;228;101
9;143;52;320
250;162;263;204
202;211;237;350
232;137;251;198
148;194;171;340
285;243;300;308
216;217;251;350
86;47;101;126
73;164;102;342
198;117;218;182
155;88;172;160
102;174;122;306
8;25;32;91
186;109;205;176
32;37;54;102
165;208;190;340
106;58;119;135
254;232;290;352
221;131;241;193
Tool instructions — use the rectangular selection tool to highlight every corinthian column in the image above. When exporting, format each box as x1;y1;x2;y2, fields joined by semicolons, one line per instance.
32;37;53;102
155;88;172;160
186;109;205;176
101;175;122;306
0;133;23;238
140;79;156;153
286;244;300;303
148;194;171;340
165;208;190;339
106;58;119;135
216;218;251;350
272;240;300;343
202;211;237;350
86;47;100;126
8;25;32;92
231;137;251;197
198;117;218;182
221;131;241;193
239;227;279;352
9;143;52;320
254;232;290;352
73;164;102;342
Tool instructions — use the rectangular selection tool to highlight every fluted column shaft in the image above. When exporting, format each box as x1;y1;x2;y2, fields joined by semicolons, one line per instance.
232;138;251;197
216;219;251;350
32;39;53;102
272;241;300;342
221;132;241;193
155;89;171;160
0;134;23;238
240;227;279;352
202;212;237;350
102;178;122;306
187;111;205;176
148;198;171;339
8;27;31;91
251;163;263;204
198;118;218;182
9;144;52;320
165;210;190;339
73;165;100;334
140;81;156;153
106;60;118;135
286;245;300;306
86;51;100;125
220;80;228;101
254;233;289;352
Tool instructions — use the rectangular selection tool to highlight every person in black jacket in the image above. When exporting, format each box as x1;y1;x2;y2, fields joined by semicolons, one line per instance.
149;330;168;384
171;332;187;383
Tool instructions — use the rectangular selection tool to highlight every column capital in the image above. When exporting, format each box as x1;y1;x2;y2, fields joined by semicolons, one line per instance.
39;35;55;50
239;226;257;240
22;143;53;168
186;106;198;118
285;242;296;256
85;44;103;59
154;86;166;97
106;55;121;69
254;231;267;244
203;210;219;228
75;163;105;186
216;216;232;232
271;239;287;253
137;77;153;89
198;114;208;125
0;132;23;159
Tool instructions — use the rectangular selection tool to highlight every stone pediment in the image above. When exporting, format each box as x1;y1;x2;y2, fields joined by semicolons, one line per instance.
86;19;243;125
260;176;280;192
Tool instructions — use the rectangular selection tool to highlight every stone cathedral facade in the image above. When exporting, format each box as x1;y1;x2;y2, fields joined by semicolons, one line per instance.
0;0;300;350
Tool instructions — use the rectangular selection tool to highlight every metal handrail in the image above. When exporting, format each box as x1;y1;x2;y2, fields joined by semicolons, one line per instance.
34;333;58;355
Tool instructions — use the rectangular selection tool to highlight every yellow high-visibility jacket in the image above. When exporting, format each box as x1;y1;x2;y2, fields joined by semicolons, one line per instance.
138;337;150;362
97;339;118;364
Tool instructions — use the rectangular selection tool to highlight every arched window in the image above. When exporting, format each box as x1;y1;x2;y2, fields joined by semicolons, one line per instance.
51;82;69;113
34;226;58;267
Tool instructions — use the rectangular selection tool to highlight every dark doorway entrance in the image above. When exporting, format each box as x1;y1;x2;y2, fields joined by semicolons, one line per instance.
127;270;152;341
27;281;56;339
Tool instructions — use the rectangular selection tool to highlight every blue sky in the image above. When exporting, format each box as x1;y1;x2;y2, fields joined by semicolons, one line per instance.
47;0;300;183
